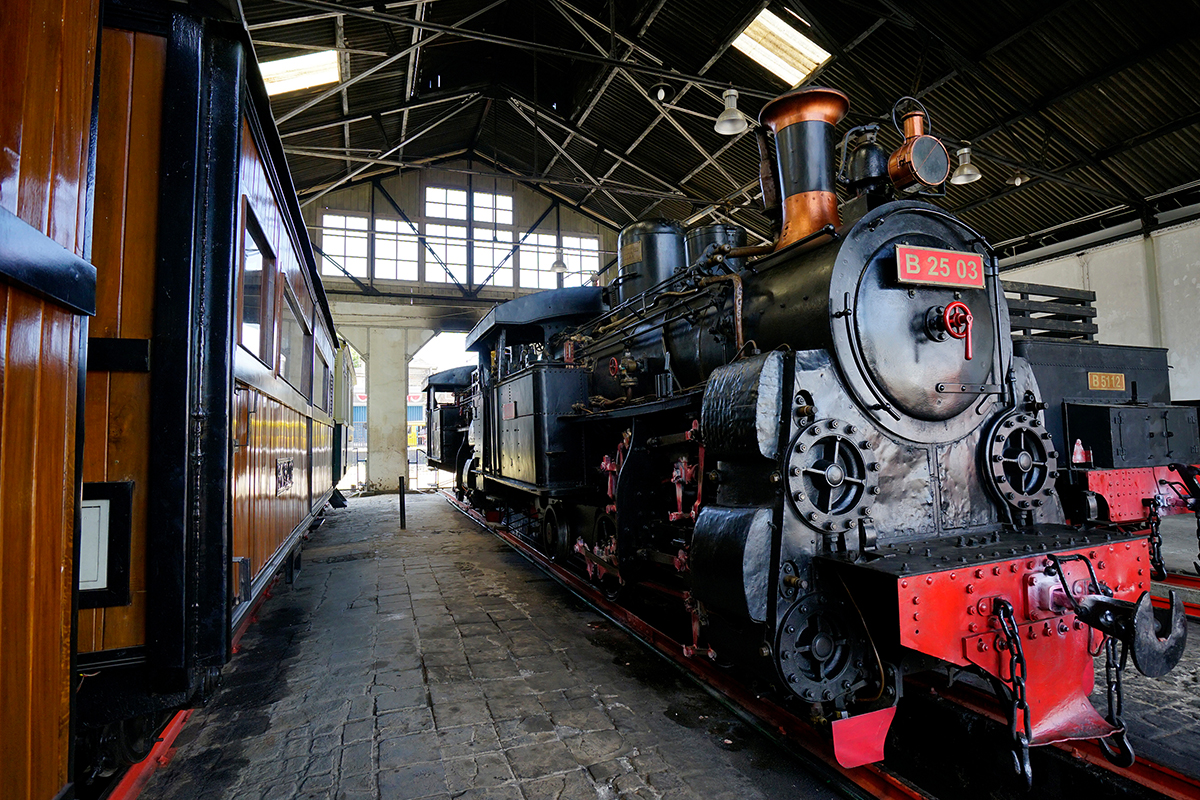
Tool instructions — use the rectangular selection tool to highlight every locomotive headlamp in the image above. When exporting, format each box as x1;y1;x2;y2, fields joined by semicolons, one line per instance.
715;90;749;135
950;146;982;185
887;97;950;193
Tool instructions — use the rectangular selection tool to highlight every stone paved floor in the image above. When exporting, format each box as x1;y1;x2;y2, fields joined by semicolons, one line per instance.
1101;514;1200;776
139;493;838;800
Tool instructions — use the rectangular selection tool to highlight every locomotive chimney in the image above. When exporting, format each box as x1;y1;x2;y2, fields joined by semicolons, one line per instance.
759;87;849;250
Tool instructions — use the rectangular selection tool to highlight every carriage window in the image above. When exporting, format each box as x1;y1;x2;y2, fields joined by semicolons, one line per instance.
240;209;274;363
278;288;311;396
315;349;331;412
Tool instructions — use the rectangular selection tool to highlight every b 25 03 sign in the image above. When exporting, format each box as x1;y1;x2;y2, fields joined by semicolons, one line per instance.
896;244;985;290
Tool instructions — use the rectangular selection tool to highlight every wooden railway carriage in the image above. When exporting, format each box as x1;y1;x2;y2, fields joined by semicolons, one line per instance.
3;0;342;794
72;3;342;786
1;2;100;798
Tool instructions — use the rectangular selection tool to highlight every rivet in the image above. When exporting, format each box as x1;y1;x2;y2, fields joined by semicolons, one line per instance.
926;576;934;585
950;572;957;580
966;584;975;594
969;623;979;633
974;569;984;579
992;566;1001;576
913;596;920;605
901;580;909;588
913;612;920;621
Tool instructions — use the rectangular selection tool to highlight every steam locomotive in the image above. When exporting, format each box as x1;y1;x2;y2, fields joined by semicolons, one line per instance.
426;87;1187;781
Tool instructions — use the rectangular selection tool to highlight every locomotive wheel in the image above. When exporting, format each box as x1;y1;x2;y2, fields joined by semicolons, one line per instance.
775;594;866;704
786;418;877;533
984;412;1058;512
540;505;570;562
591;514;625;601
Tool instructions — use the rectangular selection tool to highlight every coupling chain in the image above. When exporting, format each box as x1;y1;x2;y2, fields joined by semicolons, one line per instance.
1147;499;1167;581
1104;634;1127;730
993;599;1032;755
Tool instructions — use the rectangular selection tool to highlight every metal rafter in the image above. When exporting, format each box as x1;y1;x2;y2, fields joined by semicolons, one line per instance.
269;0;781;99
280;89;481;139
509;98;685;197
273;0;503;125
618;69;747;198
254;40;389;56
246;2;428;30
508;100;636;220
284;146;722;203
301;94;483;206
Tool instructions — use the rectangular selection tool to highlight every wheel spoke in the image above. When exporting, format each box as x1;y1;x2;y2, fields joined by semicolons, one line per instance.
817;486;832;512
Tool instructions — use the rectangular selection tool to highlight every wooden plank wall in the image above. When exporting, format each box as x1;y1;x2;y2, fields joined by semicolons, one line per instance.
77;29;166;654
233;387;312;579
0;0;101;797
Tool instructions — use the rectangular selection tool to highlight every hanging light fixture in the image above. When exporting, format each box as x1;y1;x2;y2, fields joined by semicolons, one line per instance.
550;205;567;272
649;82;675;104
1007;168;1031;187
551;249;568;273
714;89;749;135
949;146;982;185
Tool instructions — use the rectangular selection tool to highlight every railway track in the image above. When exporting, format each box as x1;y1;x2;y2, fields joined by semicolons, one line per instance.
444;492;1200;800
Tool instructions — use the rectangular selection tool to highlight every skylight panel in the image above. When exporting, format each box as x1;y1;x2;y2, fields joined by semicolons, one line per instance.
260;50;340;96
732;9;831;86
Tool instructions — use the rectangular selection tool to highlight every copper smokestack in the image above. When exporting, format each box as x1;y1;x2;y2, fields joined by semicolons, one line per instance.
758;87;849;250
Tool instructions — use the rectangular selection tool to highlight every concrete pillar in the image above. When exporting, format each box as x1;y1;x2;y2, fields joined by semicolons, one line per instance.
366;328;410;490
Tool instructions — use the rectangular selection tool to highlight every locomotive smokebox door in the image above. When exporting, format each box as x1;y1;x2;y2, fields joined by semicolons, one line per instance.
852;236;995;421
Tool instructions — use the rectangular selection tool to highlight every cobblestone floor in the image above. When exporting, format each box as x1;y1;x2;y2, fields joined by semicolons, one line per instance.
139;493;838;800
1099;514;1200;777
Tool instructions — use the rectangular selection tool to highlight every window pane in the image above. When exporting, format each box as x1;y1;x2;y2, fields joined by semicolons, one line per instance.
320;213;369;277
473;227;514;288
374;217;419;281
278;291;309;395
427;186;468;220
240;212;273;362
426;223;468;283
474;191;513;226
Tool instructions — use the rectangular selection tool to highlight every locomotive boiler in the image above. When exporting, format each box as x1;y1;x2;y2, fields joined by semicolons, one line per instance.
441;87;1187;781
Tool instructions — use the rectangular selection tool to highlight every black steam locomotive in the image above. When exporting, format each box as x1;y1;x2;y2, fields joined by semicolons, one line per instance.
426;88;1186;780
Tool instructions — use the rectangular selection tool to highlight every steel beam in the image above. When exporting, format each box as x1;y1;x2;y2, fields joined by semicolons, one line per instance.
269;0;781;100
301;94;482;206
276;0;503;125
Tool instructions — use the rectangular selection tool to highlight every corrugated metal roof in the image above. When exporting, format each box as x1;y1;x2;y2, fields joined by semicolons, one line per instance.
243;0;1200;253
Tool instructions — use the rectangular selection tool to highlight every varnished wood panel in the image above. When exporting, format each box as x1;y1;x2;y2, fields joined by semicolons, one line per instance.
0;0;100;797
232;386;315;581
0;0;101;258
80;29;166;654
0;285;83;800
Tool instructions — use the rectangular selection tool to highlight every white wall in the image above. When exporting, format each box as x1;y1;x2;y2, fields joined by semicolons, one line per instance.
1004;219;1200;399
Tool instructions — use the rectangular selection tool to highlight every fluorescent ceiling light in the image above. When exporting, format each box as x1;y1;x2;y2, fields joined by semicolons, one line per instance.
732;9;831;86
261;50;340;96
